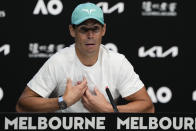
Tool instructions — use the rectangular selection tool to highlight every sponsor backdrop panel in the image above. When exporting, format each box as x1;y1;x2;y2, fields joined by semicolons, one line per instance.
0;0;195;112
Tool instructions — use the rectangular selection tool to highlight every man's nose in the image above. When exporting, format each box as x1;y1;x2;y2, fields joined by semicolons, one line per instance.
87;30;94;39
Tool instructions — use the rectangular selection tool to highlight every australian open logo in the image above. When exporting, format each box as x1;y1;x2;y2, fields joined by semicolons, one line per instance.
0;87;4;101
0;10;6;18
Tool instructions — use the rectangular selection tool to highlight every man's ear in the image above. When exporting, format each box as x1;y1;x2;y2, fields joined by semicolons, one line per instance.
69;24;76;37
102;24;106;36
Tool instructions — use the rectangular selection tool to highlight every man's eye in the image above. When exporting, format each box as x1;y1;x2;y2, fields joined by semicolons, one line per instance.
80;27;89;32
92;27;99;32
79;26;101;33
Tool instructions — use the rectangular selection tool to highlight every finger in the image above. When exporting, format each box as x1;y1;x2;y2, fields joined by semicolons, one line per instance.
83;77;86;81
79;77;87;87
82;95;88;104
66;78;72;88
82;99;94;112
82;95;91;108
83;102;91;111
81;96;85;104
94;88;100;95
81;86;88;94
85;89;93;99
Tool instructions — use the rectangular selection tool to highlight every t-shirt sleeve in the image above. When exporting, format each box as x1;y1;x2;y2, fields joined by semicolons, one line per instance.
27;56;58;98
117;57;144;98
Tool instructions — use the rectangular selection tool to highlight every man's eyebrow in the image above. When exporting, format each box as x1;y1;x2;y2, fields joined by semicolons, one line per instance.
78;25;99;29
82;21;99;25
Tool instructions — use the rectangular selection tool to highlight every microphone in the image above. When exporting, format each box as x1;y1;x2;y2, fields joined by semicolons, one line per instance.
105;86;119;113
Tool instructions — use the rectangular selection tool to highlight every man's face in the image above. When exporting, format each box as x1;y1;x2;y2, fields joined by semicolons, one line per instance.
70;19;106;56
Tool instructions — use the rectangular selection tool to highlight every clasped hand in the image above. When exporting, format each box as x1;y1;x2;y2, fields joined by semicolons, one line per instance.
63;77;112;112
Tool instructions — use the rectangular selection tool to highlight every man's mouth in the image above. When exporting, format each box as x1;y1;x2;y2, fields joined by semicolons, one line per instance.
85;43;96;47
85;43;95;45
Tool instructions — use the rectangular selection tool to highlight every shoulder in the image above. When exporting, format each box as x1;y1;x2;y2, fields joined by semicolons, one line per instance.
101;44;126;64
47;44;75;65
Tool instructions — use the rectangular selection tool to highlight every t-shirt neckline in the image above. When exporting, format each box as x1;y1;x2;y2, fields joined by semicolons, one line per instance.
74;44;102;71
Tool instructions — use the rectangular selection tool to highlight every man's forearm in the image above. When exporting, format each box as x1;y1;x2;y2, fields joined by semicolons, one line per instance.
105;100;154;113
116;100;155;113
16;97;59;112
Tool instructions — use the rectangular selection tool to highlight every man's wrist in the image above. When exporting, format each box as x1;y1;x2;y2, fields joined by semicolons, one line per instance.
62;95;71;107
106;103;114;112
58;96;67;110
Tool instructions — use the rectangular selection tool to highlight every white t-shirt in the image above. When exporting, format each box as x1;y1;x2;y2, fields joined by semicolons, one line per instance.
27;44;144;112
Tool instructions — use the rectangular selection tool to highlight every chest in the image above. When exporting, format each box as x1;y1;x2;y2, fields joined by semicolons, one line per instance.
56;64;119;100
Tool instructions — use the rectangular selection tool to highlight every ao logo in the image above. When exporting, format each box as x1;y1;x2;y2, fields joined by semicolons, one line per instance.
33;0;63;15
147;87;172;103
0;87;3;101
193;90;196;101
0;44;10;56
105;43;118;53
